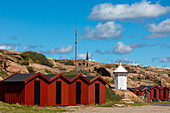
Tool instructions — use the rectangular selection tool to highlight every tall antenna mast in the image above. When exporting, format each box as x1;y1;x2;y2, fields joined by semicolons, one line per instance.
75;22;77;73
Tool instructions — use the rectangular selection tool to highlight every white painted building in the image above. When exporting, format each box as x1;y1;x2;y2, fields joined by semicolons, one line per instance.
113;61;128;90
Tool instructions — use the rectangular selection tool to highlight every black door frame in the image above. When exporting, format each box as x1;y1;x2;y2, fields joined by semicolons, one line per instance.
56;81;61;104
163;89;166;99
154;89;157;99
76;82;81;104
34;81;40;105
95;83;100;104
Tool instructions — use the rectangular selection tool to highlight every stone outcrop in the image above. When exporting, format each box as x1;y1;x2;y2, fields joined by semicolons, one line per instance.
3;60;29;73
111;89;143;103
29;63;60;74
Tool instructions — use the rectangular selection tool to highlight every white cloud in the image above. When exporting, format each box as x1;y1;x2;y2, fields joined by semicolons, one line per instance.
113;42;133;54
78;53;93;59
45;45;73;54
23;46;29;51
85;21;122;40
0;43;17;50
113;58;141;66
88;1;170;21
144;18;170;39
23;45;43;51
161;57;170;63
148;18;170;33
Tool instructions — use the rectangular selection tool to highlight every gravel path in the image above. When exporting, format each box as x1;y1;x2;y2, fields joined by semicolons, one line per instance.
68;105;170;113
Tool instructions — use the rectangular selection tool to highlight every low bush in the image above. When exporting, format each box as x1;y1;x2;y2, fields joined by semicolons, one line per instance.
64;60;75;66
20;51;53;67
0;71;8;78
20;61;29;66
45;69;53;74
27;67;36;73
106;87;121;102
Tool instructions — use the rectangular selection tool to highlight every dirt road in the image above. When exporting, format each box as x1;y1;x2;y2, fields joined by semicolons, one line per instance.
68;105;170;113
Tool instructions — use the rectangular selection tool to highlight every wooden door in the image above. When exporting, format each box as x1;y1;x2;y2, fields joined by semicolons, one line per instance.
76;82;81;104
34;81;40;105
56;81;61;104
95;83;100;104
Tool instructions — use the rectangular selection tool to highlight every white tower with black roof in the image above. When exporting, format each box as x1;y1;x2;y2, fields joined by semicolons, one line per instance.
113;60;128;90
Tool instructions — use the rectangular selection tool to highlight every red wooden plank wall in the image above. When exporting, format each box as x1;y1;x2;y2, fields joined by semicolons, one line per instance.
25;75;48;106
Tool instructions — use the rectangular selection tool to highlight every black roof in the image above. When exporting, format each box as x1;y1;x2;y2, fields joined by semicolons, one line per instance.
131;88;136;90
3;74;35;82
44;74;57;79
85;76;96;81
138;85;154;90
65;75;77;80
3;73;98;82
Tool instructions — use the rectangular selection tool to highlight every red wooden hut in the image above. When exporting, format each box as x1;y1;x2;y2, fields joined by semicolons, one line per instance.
67;74;89;105
1;72;50;106
45;73;70;106
132;87;143;96
142;89;151;102
87;76;109;104
160;86;170;101
150;85;161;100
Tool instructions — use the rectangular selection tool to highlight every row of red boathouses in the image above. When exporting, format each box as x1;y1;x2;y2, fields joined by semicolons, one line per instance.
128;85;170;102
0;72;108;106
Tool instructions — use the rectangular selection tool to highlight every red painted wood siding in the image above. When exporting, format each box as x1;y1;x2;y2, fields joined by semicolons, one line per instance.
25;75;48;106
142;90;151;102
133;89;143;96
160;88;169;100
88;79;106;104
150;87;160;100
3;83;25;105
68;77;88;105
48;77;69;106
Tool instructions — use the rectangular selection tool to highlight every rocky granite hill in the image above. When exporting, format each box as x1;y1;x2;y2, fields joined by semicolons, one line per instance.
0;49;170;88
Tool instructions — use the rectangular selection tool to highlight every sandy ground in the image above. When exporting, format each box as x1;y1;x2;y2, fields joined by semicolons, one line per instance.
67;105;170;113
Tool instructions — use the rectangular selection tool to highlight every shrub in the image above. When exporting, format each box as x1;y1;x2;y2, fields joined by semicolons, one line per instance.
105;64;112;68
20;51;53;67
64;60;74;66
62;71;78;75
0;71;8;78
20;61;29;66
106;87;121;102
27;67;36;73
45;69;53;74
0;50;5;54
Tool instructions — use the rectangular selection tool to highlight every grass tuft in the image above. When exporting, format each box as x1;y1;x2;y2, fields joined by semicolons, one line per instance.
0;101;67;113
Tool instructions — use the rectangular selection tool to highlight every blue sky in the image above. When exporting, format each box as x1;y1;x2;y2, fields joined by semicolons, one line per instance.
0;0;170;68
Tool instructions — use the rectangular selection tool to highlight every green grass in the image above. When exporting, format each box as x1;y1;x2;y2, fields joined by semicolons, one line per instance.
0;101;67;113
85;87;122;107
125;101;170;106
